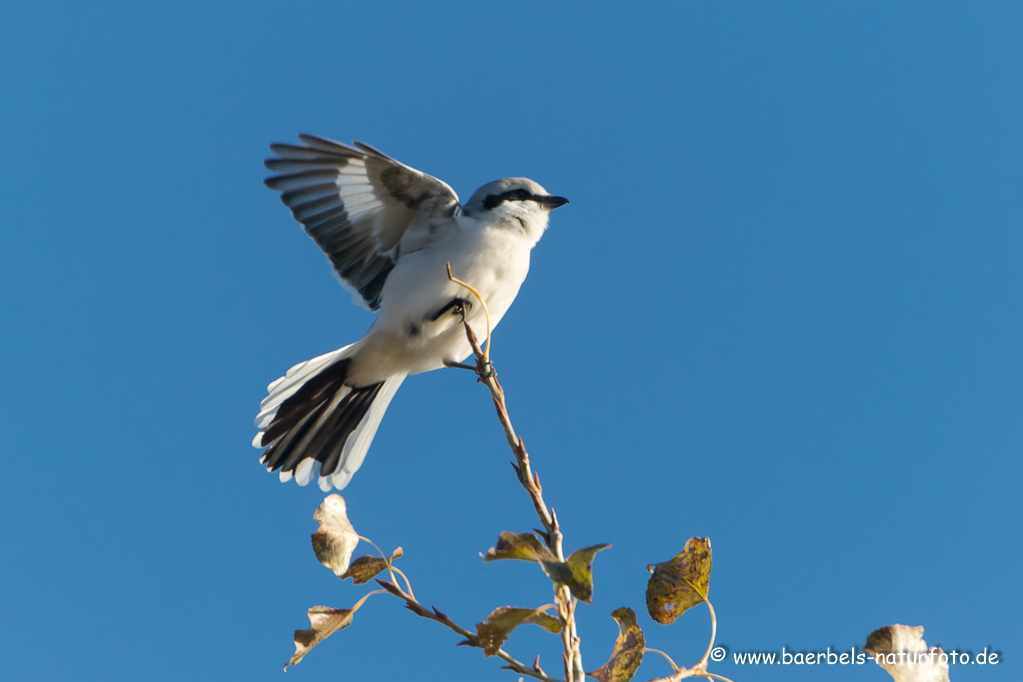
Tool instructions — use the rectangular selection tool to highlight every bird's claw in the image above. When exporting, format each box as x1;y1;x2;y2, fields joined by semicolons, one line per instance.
476;361;496;381
429;297;473;322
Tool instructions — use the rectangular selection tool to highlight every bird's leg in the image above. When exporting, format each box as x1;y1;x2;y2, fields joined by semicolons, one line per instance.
448;304;498;380
428;297;473;321
443;358;497;380
443;360;478;372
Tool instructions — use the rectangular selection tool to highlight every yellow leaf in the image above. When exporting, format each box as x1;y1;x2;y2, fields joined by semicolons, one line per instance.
540;543;612;603
587;608;645;682
483;531;555;563
645;537;711;625
475;606;563;657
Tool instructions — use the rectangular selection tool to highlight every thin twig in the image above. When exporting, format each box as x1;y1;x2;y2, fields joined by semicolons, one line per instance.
375;579;561;682
698;598;718;670
646;598;725;682
358;535;400;590
694;674;737;682
390;565;415;600
447;262;493;362
645;648;682;673
458;321;555;539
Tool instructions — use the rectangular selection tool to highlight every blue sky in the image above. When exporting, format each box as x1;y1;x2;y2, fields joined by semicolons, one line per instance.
1;2;1020;681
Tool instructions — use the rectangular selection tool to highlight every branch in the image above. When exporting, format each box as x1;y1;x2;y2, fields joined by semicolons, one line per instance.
456;317;585;682
444;263;584;682
458;320;558;548
375;579;561;682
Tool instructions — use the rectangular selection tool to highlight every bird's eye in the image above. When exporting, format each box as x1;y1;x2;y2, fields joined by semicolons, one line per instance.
483;188;536;210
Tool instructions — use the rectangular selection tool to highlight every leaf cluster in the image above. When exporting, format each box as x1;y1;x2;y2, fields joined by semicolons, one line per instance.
483;530;611;604
276;312;730;682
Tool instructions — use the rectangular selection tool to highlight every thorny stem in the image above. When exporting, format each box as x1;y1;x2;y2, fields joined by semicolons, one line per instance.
375;579;561;682
456;315;585;682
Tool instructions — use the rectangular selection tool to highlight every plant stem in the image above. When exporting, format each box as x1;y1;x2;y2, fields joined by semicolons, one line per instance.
457;318;586;682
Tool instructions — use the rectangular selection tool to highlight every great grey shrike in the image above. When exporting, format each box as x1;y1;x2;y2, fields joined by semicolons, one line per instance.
252;134;568;491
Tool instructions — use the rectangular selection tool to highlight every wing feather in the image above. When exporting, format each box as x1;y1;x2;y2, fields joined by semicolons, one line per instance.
264;135;460;310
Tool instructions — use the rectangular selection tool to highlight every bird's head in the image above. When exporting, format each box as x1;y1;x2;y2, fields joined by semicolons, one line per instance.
464;178;569;243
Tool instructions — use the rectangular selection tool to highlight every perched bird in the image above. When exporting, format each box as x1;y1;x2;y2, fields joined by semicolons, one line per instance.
253;135;568;491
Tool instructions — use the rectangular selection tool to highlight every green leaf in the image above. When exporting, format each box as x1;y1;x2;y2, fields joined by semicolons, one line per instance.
645;537;712;625
311;495;359;577
285;606;355;670
586;607;646;682
540;544;612;603
483;531;555;563
341;555;389;585
476;606;563;657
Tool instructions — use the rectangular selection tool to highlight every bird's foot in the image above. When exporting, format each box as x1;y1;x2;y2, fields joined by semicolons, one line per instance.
443;358;496;380
428;297;472;322
475;361;496;381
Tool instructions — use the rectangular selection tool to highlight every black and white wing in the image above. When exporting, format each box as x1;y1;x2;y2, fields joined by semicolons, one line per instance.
264;134;461;310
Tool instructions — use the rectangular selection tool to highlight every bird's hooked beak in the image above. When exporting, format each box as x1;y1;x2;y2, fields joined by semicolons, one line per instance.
540;195;570;210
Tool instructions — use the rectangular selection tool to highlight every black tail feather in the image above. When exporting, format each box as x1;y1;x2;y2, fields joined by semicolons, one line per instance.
316;384;381;476
261;358;351;445
260;357;384;478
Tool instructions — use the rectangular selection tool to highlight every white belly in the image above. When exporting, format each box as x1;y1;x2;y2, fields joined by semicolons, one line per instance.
345;225;531;385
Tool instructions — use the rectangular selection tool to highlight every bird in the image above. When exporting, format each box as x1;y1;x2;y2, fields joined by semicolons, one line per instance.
252;134;568;491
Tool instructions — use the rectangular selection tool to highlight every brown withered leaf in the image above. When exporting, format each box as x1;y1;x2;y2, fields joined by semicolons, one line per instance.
862;624;950;682
586;607;645;682
285;606;355;670
540;544;612;603
645;537;712;625
340;555;389;585
311;495;359;577
483;531;555;563
476;606;563;657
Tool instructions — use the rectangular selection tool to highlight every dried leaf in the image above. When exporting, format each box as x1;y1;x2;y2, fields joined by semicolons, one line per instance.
285;606;355;670
586;608;645;682
483;531;555;563
341;555;389;585
540;544;612;603
862;624;950;682
311;495;359;576
476;606;563;657
645;537;712;625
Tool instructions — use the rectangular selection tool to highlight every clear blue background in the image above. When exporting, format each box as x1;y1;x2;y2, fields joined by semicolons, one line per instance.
1;2;1019;681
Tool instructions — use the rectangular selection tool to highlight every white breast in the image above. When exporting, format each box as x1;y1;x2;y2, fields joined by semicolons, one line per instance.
345;221;533;384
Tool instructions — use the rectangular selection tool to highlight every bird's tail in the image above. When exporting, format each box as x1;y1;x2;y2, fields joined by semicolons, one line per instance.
252;343;406;491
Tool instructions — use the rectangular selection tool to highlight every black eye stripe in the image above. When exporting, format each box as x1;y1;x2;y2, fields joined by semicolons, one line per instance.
483;188;542;210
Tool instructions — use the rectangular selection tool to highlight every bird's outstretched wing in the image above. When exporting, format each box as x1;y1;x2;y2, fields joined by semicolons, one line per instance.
264;134;461;310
